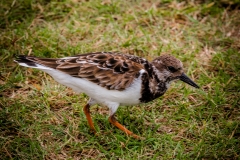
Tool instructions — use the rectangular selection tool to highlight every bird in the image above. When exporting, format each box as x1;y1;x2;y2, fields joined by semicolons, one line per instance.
15;52;199;139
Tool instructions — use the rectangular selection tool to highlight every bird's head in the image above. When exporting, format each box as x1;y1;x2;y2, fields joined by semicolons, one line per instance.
152;54;199;88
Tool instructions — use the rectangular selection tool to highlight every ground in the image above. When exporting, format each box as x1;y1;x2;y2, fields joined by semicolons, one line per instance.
0;0;240;159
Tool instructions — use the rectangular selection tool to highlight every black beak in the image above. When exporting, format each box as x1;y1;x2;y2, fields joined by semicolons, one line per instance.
179;73;199;88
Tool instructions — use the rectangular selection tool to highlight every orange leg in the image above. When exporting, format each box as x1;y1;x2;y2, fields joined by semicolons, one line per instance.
108;114;141;139
83;104;96;134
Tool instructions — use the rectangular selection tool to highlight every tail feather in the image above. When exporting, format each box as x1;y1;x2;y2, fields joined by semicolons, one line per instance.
15;55;53;70
15;55;37;67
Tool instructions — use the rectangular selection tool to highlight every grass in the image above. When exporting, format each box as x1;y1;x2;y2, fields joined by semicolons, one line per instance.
1;0;240;159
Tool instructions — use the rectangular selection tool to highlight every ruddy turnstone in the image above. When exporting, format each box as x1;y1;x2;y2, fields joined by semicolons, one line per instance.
15;52;199;139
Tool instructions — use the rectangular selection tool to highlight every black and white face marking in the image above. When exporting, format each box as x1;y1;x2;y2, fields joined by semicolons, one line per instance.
152;54;199;88
167;66;178;73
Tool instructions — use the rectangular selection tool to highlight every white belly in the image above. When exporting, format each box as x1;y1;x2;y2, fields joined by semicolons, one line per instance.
41;69;143;106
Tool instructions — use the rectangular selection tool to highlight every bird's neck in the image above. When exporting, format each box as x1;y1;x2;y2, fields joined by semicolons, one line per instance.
139;63;169;103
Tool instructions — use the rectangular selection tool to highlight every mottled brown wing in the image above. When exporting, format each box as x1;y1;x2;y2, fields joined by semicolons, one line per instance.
24;52;145;91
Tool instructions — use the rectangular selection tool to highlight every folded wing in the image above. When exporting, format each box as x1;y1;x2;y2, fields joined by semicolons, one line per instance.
16;52;146;91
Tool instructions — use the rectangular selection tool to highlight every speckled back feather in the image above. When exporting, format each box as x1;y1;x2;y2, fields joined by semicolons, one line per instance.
16;52;147;91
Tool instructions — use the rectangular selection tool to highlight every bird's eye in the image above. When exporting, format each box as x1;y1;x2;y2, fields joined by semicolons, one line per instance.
167;66;177;73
